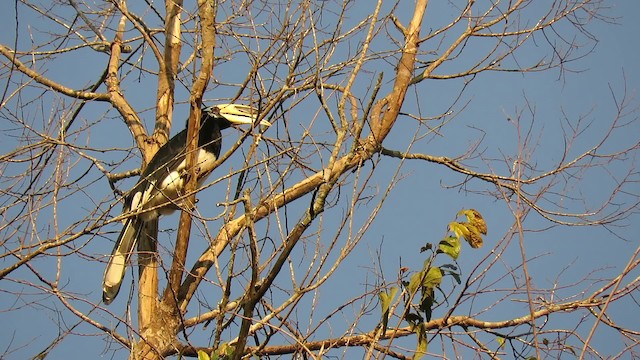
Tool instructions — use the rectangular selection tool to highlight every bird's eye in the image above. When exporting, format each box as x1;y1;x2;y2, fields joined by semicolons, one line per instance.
207;106;220;116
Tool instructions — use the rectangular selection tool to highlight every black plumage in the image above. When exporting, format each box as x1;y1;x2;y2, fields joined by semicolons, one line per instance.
102;104;269;304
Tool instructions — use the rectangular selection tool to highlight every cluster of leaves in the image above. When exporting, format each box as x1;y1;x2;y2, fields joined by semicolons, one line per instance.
196;343;234;360
379;209;487;359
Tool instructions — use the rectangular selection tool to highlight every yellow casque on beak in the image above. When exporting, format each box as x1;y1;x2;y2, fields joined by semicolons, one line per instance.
207;104;271;127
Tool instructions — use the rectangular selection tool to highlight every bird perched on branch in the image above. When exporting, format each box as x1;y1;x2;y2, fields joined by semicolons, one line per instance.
102;104;270;305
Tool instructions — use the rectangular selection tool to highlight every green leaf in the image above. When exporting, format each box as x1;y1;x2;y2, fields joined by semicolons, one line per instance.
404;312;423;326
448;270;461;284
419;288;434;321
440;264;461;284
407;271;422;295
438;236;461;260
413;323;428;360
390;286;399;300
379;287;398;314
218;343;234;357
379;292;389;312
197;350;211;360
379;287;398;333
422;267;442;289
420;243;433;252
440;263;458;270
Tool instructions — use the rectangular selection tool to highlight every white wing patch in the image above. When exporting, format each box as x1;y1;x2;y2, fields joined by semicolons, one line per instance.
159;170;183;193
130;192;141;210
136;149;217;221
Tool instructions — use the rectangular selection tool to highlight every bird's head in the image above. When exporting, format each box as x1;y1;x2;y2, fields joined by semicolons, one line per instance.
203;104;271;129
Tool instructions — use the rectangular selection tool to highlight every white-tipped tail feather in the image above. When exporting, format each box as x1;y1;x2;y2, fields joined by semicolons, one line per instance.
102;217;143;304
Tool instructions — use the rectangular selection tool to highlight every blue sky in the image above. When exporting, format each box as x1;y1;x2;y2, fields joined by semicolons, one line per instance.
0;1;638;359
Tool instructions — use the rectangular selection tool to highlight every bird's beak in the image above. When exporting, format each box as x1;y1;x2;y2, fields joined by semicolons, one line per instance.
208;104;271;127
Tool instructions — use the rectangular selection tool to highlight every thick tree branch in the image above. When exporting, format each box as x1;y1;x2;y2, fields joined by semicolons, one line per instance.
163;0;217;309
173;294;610;358
104;16;148;153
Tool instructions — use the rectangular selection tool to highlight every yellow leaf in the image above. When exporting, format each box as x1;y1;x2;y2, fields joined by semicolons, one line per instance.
462;223;483;248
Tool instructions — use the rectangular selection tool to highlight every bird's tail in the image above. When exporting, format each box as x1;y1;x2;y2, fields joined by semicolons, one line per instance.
102;217;143;305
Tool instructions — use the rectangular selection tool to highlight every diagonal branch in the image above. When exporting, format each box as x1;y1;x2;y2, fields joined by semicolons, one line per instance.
0;44;110;102
177;0;430;315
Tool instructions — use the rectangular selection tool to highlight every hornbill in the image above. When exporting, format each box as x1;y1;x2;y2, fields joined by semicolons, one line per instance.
102;104;270;305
